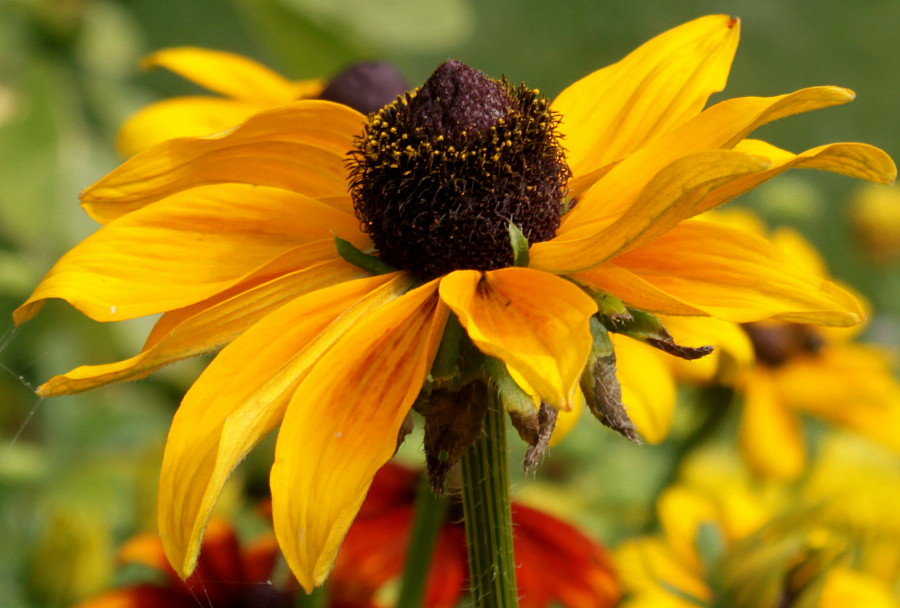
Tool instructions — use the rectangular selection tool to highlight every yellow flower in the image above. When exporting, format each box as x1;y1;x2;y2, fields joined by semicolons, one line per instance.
15;15;895;590
617;445;900;607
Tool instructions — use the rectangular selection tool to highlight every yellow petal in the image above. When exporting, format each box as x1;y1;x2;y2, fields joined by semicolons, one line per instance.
37;259;363;396
270;279;447;590
739;369;806;479
554;15;739;192
550;387;584;446
439;268;596;410
613;335;676;444
116;97;272;157
142;47;314;103
159;272;411;578
531;150;770;273
615;537;710;604
657;486;716;568
81;100;363;223
590;220;865;326
556;86;856;236
774;344;900;452
692;139;898;215
819;568;900;608
16;183;360;323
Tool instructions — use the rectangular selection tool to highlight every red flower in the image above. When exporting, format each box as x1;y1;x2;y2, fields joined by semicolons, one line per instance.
330;463;621;608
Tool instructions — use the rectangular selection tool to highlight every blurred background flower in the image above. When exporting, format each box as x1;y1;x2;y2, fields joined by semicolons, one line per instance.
1;1;897;606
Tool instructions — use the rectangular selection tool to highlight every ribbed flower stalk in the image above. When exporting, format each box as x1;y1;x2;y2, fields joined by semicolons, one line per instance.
460;384;519;607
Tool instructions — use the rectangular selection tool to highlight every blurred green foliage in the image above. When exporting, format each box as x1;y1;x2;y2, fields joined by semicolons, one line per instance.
0;0;897;605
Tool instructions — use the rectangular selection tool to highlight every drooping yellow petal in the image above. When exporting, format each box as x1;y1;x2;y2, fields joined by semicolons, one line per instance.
613;335;676;444
739;369;806;479
15;183;362;323
555;86;857;236
159;272;412;579
37;259;362;396
531;150;770;273
270;279;447;590
116;97;272;157
81;100;363;223
582;220;864;326
550;387;584;446
692;139;897;215
141;47;317;103
439;267;596;410
554;15;739;192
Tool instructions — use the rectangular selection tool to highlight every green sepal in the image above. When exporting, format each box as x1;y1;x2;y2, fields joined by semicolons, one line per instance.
484;356;537;417
508;222;530;267
584;288;633;326
588;316;614;358
334;236;397;275
602;307;714;361
431;312;464;382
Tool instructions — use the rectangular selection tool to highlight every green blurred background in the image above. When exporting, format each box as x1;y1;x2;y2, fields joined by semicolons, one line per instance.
0;0;897;605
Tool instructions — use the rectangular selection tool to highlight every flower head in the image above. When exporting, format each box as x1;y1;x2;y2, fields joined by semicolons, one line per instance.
16;15;896;590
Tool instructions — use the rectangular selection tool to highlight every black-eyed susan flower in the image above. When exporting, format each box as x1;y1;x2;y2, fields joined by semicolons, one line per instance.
615;445;900;608
656;210;900;479
329;463;620;608
15;15;896;591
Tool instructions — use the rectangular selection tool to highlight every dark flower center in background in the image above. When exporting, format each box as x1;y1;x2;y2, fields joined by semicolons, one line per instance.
743;322;825;367
348;60;569;278
318;62;409;115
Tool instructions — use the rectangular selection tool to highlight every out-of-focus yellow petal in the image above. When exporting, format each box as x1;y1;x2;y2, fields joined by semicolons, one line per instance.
556;86;856;236
36;259;362;396
439;268;596;410
81;100;363;223
531;150;769;273
553;15;739;192
15;183;362;323
661;316;754;384
142;47;314;103
270;280;447;591
615;537;710;604
739;370;806;479
117;97;271;157
774;344;900;452
159;272;410;579
597;220;865;326
657;486;714;569
613;335;676;444
819;568;900;608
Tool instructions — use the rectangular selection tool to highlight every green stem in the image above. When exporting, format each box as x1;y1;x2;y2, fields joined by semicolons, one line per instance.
294;585;327;608
396;474;449;608
460;384;519;608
